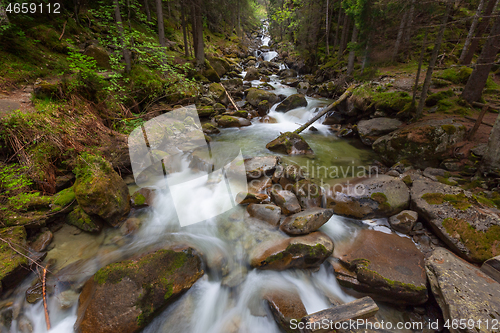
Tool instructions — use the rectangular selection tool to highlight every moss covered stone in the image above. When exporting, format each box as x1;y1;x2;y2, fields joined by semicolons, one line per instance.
73;153;130;227
0;226;29;291
76;247;204;333
443;218;500;262
266;132;313;155
66;206;102;232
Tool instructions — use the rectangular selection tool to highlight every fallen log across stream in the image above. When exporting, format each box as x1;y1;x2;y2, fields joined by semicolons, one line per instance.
293;84;357;134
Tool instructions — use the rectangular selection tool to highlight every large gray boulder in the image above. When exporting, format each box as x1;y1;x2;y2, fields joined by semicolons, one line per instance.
410;179;500;263
357;118;402;146
426;248;500;333
372;119;466;169
325;175;410;219
246;88;280;108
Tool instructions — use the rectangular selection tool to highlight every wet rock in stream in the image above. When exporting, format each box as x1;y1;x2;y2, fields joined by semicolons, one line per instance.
75;247;204;333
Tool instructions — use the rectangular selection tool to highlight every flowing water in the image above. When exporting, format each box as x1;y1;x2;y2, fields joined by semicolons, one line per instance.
3;23;412;333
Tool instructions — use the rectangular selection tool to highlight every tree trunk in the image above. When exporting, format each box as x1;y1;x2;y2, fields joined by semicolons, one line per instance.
412;28;428;108
181;4;189;57
416;3;451;118
462;0;499;65
334;4;342;49
0;2;10;25
156;0;166;47
191;0;204;67
114;0;131;73
143;0;151;22
482;112;500;172
73;0;80;24
392;9;409;61
338;15;350;60
347;24;359;76
462;12;500;103
459;0;486;63
326;0;330;55
402;0;416;51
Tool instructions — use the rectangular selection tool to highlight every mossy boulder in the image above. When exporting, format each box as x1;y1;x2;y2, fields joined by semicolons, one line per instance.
75;247;204;333
66;206;102;233
317;81;341;98
33;80;60;99
209;57;231;77
250;232;334;270
266;132;314;155
0;227;30;293
372;119;467;169
202;63;220;83
331;229;428;305
275;94;307;112
244;67;260;81
74;154;130;227
246;88;279;107
426;248;500;332
202;123;220;134
325;175;410;219
197;105;216;118
208;82;229;106
51;186;76;212
410;179;500;263
216;115;251;128
83;45;111;69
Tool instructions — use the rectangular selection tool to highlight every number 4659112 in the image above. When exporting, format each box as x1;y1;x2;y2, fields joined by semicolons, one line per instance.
6;3;61;14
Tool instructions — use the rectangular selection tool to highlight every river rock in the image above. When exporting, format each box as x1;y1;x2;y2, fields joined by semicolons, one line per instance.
426;247;500;333
275;94;308;112
75;247;204;333
291;179;323;209
281;77;299;87
280;208;334;235
236;192;270;205
388;210;418;234
248;176;272;194
202;64;220;82
244;68;260;81
209;82;229;106
250;232;334;270
297;82;310;94
224;78;243;92
372;119;467;169
216;115;251;127
481;255;500;283
271;189;301;215
130;188;156;208
325;175;410;219
246;88;280;107
264;289;307;333
332;229;428;305
120;217;144;235
244;156;279;180
74;154;130;227
0;227;30;293
247;204;281;227
202;123;220;135
66;206;102;233
84;45;110;69
266;132;314;155
357;118;402;146
410;179;500;263
279;68;297;79
209;57;231;77
30;230;53;252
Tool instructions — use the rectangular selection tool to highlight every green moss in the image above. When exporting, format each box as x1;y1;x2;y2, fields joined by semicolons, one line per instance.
371;192;388;204
0;227;28;281
436;66;472;84
131;192;146;206
422;192;471;210
443;218;500;262
66;206;101;232
402;175;413;186
436;176;457;186
53;187;75;207
372;91;412;112
425;89;454;107
441;124;457;135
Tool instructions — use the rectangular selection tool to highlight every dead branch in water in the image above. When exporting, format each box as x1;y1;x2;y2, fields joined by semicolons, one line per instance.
43;267;51;330
220;83;239;111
